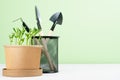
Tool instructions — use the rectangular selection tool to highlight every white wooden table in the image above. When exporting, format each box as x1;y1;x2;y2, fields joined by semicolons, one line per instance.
0;64;120;80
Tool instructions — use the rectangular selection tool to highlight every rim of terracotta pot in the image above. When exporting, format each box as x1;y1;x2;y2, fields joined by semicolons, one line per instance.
4;45;43;48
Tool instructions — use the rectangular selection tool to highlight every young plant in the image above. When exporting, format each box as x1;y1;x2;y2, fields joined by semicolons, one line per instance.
9;33;15;45
25;27;40;45
13;27;25;45
9;27;40;45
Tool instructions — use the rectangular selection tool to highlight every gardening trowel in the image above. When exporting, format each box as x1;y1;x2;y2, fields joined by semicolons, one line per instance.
47;12;63;36
35;6;55;71
45;12;63;42
45;12;63;70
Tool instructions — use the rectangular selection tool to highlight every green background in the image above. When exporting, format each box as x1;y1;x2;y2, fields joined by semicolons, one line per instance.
0;0;120;64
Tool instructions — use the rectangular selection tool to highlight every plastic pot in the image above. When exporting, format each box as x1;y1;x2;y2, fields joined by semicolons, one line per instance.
4;45;42;70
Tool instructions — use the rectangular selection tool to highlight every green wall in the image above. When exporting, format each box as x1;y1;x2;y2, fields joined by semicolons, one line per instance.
0;0;120;64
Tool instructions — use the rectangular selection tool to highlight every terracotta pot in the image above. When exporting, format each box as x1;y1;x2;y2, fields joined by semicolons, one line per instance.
4;45;42;70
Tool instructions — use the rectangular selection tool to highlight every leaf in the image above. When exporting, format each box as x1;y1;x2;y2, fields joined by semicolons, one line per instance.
13;28;16;32
9;26;41;45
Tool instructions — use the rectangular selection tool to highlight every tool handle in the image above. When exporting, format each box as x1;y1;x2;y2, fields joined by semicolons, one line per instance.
41;38;54;71
50;22;56;31
37;19;42;30
45;30;52;43
45;31;57;71
39;31;44;36
22;21;30;32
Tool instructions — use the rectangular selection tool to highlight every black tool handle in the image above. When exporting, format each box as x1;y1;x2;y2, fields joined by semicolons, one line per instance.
22;21;30;32
50;22;56;31
37;19;41;30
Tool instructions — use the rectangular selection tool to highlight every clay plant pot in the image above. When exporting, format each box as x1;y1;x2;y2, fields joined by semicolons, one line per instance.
4;45;42;70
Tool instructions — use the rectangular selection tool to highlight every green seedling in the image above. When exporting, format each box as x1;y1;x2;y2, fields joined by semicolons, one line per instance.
9;33;15;45
9;27;40;45
25;27;40;45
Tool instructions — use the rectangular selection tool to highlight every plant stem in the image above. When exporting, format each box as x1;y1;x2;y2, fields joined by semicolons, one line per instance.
29;38;32;45
18;40;21;45
26;38;29;45
15;38;17;45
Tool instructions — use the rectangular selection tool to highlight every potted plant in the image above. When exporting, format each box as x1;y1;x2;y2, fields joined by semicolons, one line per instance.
3;26;43;77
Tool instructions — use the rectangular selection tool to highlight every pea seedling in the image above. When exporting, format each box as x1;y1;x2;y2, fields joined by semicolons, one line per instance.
9;27;40;45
